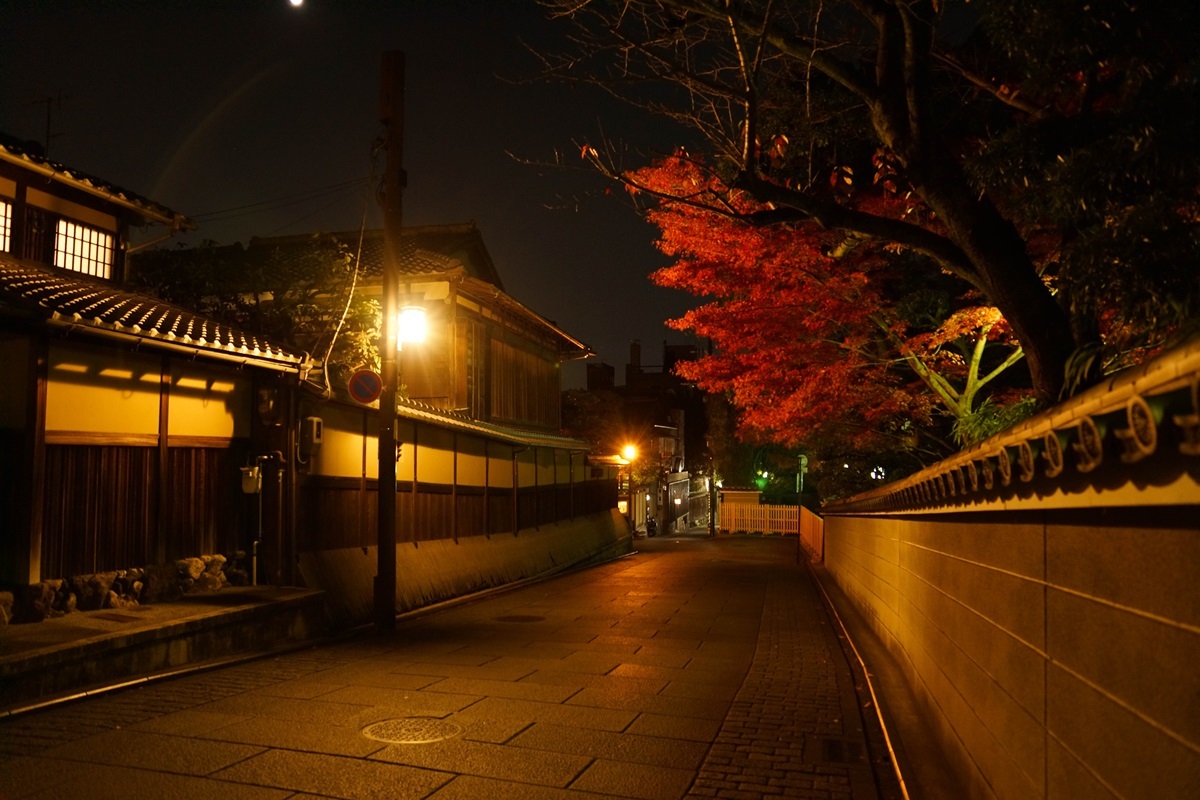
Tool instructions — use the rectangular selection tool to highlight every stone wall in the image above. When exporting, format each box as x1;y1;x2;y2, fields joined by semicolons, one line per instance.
2;553;249;625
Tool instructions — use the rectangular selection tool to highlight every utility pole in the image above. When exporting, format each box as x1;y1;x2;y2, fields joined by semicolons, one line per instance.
375;51;406;632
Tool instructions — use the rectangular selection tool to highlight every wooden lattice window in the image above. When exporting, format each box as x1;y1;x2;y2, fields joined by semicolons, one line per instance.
54;218;114;278
0;199;11;253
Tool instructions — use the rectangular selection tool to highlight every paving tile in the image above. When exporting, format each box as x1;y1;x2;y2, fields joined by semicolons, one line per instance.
7;760;292;800
542;650;627;675
659;679;740;701
385;657;542;681
41;729;265;776
212;748;452;800
250;678;360;699
571;758;696;800
422;676;580;703
281;664;442;690
635;639;703;655
130;709;246;736
373;736;591;785
510;721;709;770
520;668;668;696
426;775;613;800
194;714;387;757
624;648;695;669
627;712;723;742
313;684;481;714
196;693;372;724
448;695;637;744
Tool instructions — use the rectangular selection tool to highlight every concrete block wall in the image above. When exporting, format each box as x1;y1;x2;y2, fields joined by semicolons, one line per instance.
823;506;1200;800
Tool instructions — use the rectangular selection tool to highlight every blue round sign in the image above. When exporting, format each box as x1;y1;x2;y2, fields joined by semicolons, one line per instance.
348;369;383;404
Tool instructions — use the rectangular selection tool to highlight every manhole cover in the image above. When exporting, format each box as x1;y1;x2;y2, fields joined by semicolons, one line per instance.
493;614;545;623
362;717;464;744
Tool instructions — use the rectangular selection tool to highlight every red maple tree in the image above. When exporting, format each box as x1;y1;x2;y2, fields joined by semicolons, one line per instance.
634;155;1030;465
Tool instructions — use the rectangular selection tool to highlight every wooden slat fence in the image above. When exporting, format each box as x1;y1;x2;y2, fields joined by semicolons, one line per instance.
717;500;825;562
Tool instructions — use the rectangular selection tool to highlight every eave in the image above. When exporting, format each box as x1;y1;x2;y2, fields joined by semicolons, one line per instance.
0;142;195;233
0;256;310;375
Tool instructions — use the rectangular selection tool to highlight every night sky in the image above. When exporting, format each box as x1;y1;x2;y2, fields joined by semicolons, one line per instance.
0;0;697;388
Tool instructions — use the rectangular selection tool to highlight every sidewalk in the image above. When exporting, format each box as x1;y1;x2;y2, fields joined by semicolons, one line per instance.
0;529;902;800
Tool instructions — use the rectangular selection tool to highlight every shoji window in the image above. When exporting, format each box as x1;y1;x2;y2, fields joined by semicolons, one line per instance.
55;218;114;278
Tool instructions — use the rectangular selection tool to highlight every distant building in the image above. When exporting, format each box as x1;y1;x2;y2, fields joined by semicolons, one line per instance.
569;339;709;534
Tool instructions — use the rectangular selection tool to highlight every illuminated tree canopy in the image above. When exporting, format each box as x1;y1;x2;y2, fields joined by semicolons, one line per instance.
536;0;1199;495
537;0;1199;401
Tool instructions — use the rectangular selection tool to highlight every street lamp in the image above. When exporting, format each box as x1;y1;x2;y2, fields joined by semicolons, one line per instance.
617;444;638;519
398;305;427;348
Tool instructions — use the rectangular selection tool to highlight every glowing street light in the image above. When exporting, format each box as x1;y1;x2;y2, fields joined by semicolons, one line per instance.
397;305;427;349
621;444;638;462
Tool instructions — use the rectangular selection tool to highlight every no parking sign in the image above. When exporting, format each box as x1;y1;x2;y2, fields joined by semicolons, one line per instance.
348;369;383;405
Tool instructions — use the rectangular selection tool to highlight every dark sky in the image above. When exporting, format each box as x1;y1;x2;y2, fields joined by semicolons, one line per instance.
0;0;697;388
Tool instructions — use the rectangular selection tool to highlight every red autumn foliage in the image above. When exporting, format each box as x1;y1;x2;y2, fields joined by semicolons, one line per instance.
632;157;941;453
633;155;1029;458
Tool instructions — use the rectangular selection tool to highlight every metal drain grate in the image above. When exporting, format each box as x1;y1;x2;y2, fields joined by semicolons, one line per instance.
815;736;867;764
493;614;545;623
362;717;464;744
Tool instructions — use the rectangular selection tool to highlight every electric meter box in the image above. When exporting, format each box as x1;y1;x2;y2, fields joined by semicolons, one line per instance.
240;465;262;494
300;416;324;458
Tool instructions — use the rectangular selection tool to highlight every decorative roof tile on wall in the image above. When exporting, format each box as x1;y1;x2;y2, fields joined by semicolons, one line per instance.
824;334;1200;514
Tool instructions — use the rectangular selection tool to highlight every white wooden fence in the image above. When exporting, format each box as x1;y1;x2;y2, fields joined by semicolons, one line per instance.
717;501;825;562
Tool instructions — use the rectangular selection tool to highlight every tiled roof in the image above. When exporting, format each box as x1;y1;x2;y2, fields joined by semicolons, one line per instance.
0;256;308;371
245;223;505;289
0;134;195;231
394;397;590;450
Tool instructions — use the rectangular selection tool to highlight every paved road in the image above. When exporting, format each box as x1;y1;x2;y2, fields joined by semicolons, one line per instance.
0;531;897;800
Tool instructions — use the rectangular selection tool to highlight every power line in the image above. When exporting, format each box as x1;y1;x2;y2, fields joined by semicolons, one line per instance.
191;178;369;221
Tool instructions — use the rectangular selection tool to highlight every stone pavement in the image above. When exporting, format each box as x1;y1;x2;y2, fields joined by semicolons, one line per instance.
0;530;902;800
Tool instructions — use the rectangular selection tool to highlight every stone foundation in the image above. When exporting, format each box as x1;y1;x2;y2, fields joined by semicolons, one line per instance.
2;552;251;625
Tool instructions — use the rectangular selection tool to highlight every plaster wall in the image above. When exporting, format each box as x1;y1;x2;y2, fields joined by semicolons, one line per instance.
307;404;576;491
45;345;160;435
167;365;249;438
823;507;1200;800
299;508;631;623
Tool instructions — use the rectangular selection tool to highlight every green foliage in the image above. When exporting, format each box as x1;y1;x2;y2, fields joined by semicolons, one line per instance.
128;236;380;394
951;395;1038;448
968;0;1200;358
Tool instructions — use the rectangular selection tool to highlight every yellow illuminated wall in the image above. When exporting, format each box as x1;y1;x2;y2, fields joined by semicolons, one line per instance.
301;402;585;493
537;447;556;485
311;403;370;478
167;366;249;438
45;345;159;435
488;444;514;489
516;449;536;487
416;426;455;484
457;435;487;486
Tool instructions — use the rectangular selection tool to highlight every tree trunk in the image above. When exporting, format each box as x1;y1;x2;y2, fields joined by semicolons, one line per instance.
916;169;1077;404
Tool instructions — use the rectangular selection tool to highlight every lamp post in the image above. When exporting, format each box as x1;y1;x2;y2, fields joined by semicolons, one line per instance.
618;444;637;523
376;51;406;632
